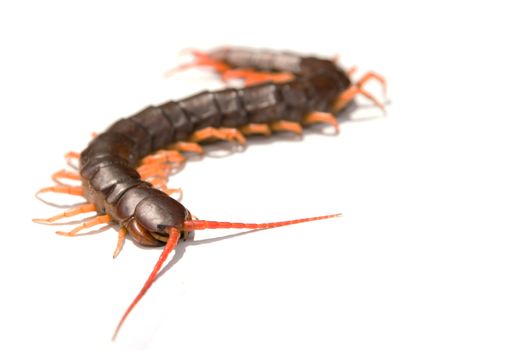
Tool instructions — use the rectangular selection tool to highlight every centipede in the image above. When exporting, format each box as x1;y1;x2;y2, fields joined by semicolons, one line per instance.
33;47;386;340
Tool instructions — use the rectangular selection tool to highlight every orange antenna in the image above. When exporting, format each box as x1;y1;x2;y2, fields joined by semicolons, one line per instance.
184;213;341;231
112;228;181;341
113;213;341;340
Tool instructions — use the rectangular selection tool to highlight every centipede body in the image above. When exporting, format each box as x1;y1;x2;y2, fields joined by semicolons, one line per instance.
33;47;386;339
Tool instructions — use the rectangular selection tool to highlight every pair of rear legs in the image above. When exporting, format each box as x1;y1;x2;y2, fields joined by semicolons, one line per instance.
169;49;387;114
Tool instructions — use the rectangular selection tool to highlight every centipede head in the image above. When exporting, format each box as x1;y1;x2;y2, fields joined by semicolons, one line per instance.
126;194;192;246
114;199;340;340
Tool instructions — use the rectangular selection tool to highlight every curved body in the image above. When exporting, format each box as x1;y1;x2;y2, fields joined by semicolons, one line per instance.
35;47;385;339
80;50;350;245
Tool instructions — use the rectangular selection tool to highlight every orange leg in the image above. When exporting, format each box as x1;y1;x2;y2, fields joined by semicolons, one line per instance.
113;227;127;259
333;71;387;112
141;149;185;165
162;187;182;196
359;71;387;97
172;141;204;155
270;121;303;136
303;112;340;132
148;177;182;196
190;127;246;145
36;185;84;197
65;151;80;160
137;144;195;195
138;152;183;197
137;163;172;179
221;69;294;86
240;123;272;136
52;169;81;185
138;165;174;195
56;214;111;236
33;203;97;224
165;50;230;77
64;151;80;169
149;177;168;188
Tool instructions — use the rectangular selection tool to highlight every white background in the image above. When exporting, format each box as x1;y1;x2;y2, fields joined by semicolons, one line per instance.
1;1;524;349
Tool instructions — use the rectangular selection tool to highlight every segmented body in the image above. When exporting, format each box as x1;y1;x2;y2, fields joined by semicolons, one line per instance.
35;47;385;339
80;49;350;246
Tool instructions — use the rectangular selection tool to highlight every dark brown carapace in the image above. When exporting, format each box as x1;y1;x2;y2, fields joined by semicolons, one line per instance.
33;47;386;340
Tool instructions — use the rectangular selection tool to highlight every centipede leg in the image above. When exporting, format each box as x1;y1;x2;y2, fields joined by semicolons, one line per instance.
56;214;111;236
33;203;97;224
65;151;80;159
113;227;127;259
303;112;340;132
221;69;294;86
332;85;384;112
240;123;272;136
141;149;186;165
148;177;182;197
165;50;230;77
172;141;204;155
36;185;84;197
270;121;303;135
64;151;80;170
189;127;246;145
52;169;81;185
138;151;185;196
138;169;181;196
332;71;387;112
358;71;387;97
137;163;172;179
